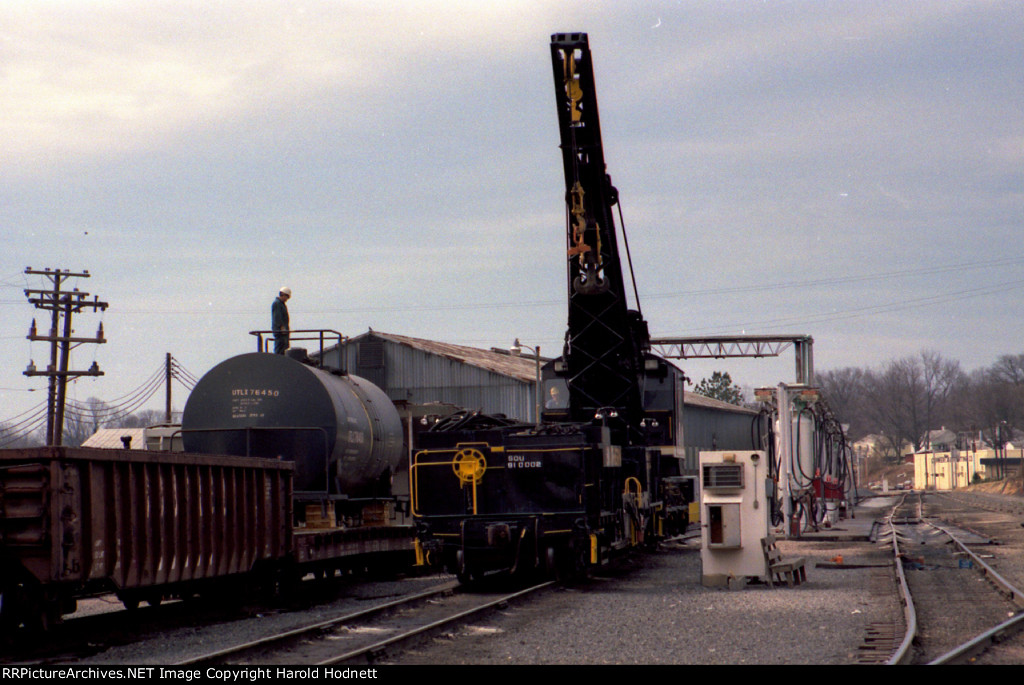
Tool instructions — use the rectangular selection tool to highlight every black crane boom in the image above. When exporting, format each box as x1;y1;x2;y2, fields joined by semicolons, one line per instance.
549;32;650;437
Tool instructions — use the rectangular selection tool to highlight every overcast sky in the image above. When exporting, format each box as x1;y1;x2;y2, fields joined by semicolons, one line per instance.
2;0;1022;427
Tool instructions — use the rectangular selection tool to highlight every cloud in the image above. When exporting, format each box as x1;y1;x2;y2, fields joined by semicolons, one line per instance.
2;1;1023;425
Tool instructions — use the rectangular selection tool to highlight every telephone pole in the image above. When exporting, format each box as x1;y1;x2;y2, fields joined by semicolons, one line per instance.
23;267;108;446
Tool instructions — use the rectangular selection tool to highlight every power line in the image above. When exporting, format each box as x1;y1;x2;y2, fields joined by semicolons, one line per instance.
676;278;1024;336
2;354;194;433
0;405;48;448
11;255;1015;317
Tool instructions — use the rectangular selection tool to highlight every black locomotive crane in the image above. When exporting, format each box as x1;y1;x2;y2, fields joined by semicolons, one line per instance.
411;33;677;583
550;31;651;439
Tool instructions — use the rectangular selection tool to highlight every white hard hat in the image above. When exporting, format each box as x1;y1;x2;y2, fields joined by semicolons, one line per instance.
280;287;292;296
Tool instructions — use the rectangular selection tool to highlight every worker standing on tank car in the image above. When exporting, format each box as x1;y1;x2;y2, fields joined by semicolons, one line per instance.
272;287;291;354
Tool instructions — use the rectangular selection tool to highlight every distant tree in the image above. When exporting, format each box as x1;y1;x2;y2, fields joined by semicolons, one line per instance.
0;421;43;448
966;354;1024;447
118;409;168;428
61;409;95;447
694;371;744;406
816;367;868;439
82;397;113;433
919;350;968;435
60;397;115;447
990;353;1024;386
819;350;1022;464
861;350;966;455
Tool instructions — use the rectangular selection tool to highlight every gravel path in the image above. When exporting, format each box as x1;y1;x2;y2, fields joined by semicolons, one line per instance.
386;535;899;665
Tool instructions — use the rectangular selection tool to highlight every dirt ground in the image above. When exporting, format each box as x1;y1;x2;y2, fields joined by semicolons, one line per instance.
966;478;1024;496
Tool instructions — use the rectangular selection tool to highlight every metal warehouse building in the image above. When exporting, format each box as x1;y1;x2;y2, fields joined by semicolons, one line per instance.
679;392;757;472
319;330;539;423
317;330;756;475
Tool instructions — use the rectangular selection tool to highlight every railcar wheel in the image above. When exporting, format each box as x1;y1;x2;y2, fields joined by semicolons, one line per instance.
455;549;475;585
0;584;30;632
545;546;557;578
569;539;590;581
0;565;57;634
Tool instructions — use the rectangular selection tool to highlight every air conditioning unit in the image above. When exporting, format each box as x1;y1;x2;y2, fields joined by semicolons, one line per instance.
699;451;770;588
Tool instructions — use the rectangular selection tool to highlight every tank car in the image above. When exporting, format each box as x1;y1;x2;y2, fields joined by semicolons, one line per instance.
181;350;405;522
180;349;417;580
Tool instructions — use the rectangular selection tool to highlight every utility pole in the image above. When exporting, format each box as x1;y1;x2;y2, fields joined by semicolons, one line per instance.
23;267;108;446
165;352;173;423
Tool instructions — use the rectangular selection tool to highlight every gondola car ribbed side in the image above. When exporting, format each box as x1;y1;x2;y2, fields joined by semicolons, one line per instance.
0;446;292;631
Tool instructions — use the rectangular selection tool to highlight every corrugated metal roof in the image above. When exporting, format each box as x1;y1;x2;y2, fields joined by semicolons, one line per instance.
81;428;146;449
349;330;541;384
682;391;757;414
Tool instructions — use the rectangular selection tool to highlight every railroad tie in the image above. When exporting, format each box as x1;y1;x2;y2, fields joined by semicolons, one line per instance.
857;621;903;664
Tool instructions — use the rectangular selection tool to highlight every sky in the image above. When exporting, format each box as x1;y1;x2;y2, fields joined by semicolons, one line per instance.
2;0;1023;430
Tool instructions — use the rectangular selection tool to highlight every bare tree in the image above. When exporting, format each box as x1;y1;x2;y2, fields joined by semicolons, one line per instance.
58;397;115;447
118;409;168;428
61;408;95;447
819;350;1019;466
816;367;868;438
858;351;965;457
990;353;1024;386
967;356;1024;446
919;349;968;437
862;358;919;458
0;421;44;448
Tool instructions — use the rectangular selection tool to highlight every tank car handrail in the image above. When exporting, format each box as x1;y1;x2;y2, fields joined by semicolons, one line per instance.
249;328;347;361
176;425;330;494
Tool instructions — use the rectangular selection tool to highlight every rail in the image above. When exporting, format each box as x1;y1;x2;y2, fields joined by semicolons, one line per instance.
320;580;554;665
174;580;460;666
174;579;554;665
885;493;918;665
884;491;1024;665
925;518;1024;664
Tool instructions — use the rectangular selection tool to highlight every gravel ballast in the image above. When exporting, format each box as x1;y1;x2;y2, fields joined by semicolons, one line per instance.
388;533;899;665
63;495;937;666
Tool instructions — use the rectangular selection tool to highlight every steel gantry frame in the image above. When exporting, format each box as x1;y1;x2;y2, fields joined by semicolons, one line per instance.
649;334;815;385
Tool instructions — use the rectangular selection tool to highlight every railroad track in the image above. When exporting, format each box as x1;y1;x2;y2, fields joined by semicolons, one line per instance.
937;489;1024;517
176;580;554;665
2;572;460;665
882;491;1024;665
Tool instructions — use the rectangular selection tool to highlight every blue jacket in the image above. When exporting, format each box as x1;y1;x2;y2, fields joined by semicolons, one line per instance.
272;296;289;334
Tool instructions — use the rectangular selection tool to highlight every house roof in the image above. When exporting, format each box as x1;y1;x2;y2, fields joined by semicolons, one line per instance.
81;428;146;449
921;427;957;447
